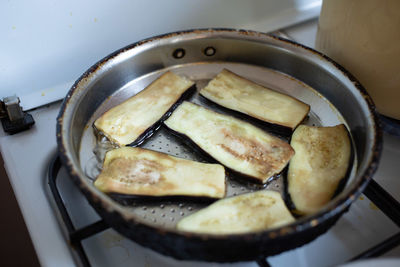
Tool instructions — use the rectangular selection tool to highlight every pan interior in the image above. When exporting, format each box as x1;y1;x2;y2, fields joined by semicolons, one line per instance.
79;62;357;231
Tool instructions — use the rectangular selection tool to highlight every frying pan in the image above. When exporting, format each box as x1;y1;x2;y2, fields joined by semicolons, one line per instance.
56;29;382;262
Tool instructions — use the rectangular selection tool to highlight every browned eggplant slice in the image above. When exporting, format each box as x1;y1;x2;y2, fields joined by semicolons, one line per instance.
94;71;195;146
199;69;310;130
163;101;294;184
177;190;295;234
94;147;226;198
288;124;352;214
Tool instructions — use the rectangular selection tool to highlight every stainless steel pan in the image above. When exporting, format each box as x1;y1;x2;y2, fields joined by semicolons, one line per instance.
57;29;382;262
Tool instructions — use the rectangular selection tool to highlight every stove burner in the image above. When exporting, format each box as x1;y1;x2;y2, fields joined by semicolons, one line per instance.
48;156;400;267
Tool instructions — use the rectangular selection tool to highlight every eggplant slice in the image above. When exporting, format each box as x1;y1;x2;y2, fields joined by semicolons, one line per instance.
288;124;351;214
94;71;195;146
199;69;310;130
94;147;226;198
164;101;294;184
177;190;295;234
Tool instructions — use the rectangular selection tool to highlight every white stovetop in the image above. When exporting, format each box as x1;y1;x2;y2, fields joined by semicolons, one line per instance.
1;19;400;267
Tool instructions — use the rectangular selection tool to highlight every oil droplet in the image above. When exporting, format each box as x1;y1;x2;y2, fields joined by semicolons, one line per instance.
68;24;72;28
359;196;364;200
41;92;45;96
70;12;72;16
94;17;98;22
369;202;379;211
12;26;16;30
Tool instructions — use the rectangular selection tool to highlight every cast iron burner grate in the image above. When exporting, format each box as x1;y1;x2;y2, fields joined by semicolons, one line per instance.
48;156;400;267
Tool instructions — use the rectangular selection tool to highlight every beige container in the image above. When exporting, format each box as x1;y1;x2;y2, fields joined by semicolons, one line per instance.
316;0;400;119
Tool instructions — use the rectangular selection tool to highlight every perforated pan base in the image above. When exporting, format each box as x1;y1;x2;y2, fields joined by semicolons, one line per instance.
79;62;355;231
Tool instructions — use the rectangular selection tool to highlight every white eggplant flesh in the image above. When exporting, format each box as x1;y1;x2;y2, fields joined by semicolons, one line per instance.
94;71;195;146
177;190;295;234
288;124;351;214
94;147;226;198
200;69;310;130
164;101;294;183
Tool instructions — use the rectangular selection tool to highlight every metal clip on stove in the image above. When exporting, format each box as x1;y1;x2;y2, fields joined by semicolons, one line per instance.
0;96;35;134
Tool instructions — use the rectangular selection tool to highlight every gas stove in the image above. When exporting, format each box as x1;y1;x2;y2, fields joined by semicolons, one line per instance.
2;7;400;267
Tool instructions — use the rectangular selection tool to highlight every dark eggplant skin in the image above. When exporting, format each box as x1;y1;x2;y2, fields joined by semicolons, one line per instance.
94;71;196;147
198;94;294;137
163;102;294;184
94;85;196;147
199;69;310;130
126;85;196;147
287;124;353;215
94;147;226;199
164;125;281;186
109;193;219;207
176;190;295;234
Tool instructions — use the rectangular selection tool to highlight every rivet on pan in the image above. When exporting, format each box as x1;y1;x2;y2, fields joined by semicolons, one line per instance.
173;48;185;59
188;206;193;211
170;208;175;213
204;46;216;56
180;211;185;216
160;204;165;209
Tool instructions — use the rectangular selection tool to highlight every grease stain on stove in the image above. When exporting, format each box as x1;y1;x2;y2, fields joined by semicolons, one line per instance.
100;231;131;262
369;202;379;211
